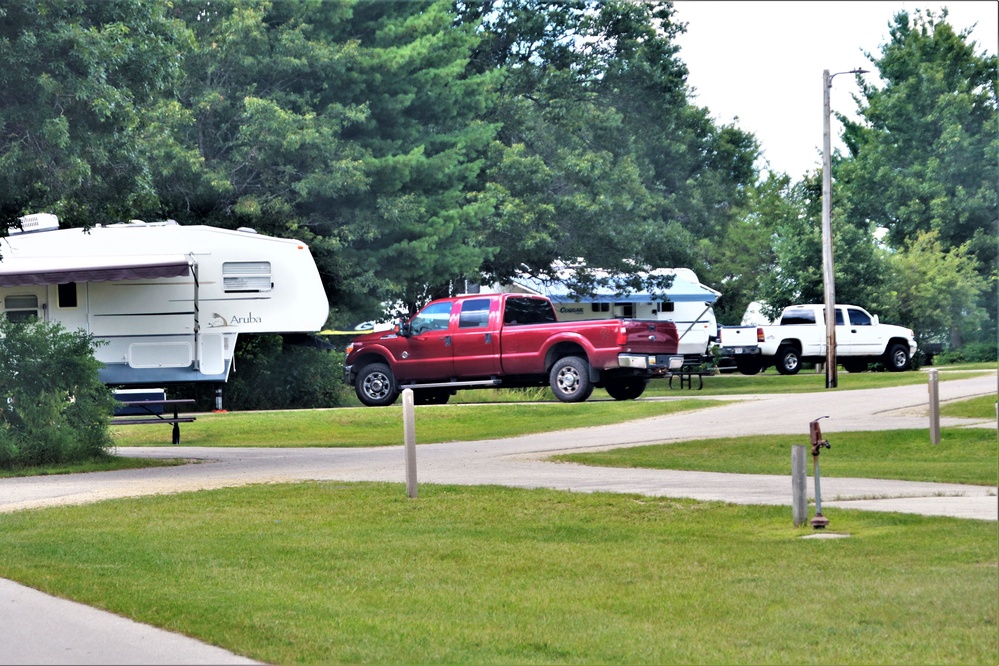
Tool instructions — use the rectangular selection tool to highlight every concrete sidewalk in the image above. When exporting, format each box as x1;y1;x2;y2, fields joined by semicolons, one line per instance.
0;578;258;665
1;372;995;664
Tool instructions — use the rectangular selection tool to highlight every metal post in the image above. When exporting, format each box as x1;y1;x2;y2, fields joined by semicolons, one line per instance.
821;67;868;389
792;445;807;527
928;369;940;445
809;417;830;529
403;388;417;498
811;455;828;529
821;69;838;389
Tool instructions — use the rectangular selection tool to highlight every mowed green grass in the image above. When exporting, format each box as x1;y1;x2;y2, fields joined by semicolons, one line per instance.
112;398;721;447
1;483;995;665
553;428;998;486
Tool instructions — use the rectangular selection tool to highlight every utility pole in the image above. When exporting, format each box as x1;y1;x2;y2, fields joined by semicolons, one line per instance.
821;68;868;389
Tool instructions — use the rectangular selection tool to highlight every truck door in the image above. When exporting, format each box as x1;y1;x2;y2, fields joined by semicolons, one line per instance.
841;306;879;355
451;297;501;377
392;300;455;381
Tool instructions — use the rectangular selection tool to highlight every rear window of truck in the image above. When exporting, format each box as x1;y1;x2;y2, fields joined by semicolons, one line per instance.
503;297;557;326
781;310;816;325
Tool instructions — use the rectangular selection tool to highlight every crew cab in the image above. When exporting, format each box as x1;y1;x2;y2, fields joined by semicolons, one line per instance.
717;303;917;375
344;293;683;406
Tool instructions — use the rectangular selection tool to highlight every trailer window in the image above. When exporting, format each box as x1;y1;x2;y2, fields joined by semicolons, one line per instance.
4;295;38;322
57;283;78;308
223;262;272;292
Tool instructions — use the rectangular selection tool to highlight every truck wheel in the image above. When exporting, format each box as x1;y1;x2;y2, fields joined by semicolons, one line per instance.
413;388;450;405
775;346;801;375
355;363;399;407
842;359;868;373
550;356;594;403
735;357;763;375
885;343;910;372
604;377;648;401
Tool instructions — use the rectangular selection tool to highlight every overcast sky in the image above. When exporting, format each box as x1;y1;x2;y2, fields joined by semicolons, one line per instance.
672;1;999;179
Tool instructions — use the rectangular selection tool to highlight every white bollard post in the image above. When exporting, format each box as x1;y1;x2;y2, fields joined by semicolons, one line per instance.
403;388;417;498
928;369;940;445
792;445;807;527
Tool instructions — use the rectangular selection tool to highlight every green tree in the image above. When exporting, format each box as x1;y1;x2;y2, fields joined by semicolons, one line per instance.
886;230;989;348
838;9;997;341
330;0;502;313
754;173;893;321
0;318;115;469
0;0;192;226
458;0;759;298
699;172;790;325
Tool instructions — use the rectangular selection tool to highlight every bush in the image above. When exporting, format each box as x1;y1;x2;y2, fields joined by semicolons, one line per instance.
0;317;116;469
218;335;347;411
934;342;999;365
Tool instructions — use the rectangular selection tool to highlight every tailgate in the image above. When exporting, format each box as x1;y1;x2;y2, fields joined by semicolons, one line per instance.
620;320;679;354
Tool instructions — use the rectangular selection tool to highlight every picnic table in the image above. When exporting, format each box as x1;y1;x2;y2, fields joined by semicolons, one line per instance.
110;399;196;445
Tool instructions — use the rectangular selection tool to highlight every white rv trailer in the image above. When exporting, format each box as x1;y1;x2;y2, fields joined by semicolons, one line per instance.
489;267;720;362
0;214;329;386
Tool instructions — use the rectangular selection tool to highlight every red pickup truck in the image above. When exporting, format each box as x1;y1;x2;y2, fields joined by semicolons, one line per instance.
344;293;683;406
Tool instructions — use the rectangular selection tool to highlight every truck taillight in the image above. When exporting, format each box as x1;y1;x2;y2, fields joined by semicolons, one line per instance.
756;327;765;343
616;326;628;346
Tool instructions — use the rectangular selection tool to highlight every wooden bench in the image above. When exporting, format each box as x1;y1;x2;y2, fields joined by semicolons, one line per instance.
110;399;196;445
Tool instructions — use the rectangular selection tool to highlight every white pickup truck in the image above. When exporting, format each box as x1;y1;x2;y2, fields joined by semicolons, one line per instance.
717;304;917;375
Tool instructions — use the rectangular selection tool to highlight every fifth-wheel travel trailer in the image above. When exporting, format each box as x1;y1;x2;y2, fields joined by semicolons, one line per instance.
487;267;721;364
0;213;329;387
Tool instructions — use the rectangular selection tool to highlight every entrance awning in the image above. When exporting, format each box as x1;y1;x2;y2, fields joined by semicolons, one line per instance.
0;255;192;287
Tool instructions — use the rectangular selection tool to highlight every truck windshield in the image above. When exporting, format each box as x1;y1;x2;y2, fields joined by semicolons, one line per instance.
503;297;557;326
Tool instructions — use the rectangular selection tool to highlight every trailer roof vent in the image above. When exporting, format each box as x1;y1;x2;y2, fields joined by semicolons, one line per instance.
11;213;60;235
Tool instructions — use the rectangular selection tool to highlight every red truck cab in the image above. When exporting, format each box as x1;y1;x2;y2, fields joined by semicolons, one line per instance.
345;293;683;406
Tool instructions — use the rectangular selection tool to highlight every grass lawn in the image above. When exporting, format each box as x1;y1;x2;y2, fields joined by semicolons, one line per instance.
0;483;995;665
553;428;998;486
940;393;998;419
0;455;186;479
111;398;720;447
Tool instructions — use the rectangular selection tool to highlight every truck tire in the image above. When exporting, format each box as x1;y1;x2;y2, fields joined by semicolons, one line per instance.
604;377;648;401
885;343;910;372
775;346;801;375
550;356;594;403
735;357;763;375
355;363;399;407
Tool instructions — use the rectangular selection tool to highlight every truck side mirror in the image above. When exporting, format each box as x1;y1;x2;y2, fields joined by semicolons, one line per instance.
872;315;879;325
396;320;412;338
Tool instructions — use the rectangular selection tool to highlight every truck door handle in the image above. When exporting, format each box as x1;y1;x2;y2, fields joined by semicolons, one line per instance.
442;335;451;346
485;333;492;344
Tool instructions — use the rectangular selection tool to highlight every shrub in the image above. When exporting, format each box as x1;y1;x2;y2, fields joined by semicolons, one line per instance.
935;342;999;365
218;335;347;411
0;317;115;469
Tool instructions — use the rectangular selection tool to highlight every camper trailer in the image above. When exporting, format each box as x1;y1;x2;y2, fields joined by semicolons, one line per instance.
481;267;720;364
0;214;329;386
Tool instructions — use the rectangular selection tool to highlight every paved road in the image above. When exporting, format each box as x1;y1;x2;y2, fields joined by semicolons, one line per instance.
1;372;996;664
